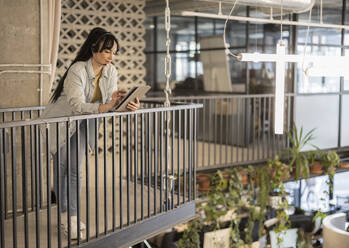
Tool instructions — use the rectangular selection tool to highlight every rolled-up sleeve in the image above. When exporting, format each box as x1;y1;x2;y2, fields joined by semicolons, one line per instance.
65;69;100;114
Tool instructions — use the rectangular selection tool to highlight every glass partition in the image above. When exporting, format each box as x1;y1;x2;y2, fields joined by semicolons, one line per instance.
295;94;339;150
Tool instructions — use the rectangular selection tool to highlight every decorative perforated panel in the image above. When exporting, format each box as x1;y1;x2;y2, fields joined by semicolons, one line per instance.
55;0;146;91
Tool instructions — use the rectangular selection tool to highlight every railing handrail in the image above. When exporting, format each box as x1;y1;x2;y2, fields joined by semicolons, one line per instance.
0;102;203;128
0;106;45;113
0;93;292;115
146;93;295;101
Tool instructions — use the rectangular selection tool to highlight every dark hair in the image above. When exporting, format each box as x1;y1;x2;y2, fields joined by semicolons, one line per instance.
50;27;119;103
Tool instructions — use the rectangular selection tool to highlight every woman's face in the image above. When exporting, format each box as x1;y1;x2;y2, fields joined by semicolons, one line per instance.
92;41;118;66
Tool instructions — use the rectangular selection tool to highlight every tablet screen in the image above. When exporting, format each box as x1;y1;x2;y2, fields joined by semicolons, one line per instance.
114;87;137;109
111;86;151;112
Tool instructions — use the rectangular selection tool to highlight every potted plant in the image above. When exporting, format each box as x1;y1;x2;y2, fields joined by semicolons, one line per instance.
339;161;349;169
177;219;201;248
179;168;259;247
308;149;324;175
267;156;293;247
319;150;340;190
285;125;315;180
311;151;340;241
196;173;211;192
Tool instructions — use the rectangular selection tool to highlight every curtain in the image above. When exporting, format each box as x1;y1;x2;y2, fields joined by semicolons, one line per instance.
41;0;61;104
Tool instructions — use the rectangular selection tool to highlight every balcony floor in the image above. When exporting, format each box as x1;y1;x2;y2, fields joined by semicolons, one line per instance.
3;178;167;248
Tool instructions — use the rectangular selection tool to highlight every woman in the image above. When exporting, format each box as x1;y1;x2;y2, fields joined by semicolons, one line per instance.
41;27;140;239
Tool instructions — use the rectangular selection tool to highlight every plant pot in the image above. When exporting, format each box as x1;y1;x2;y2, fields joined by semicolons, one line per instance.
270;166;291;181
292;166;306;179
203;227;231;248
339;162;349;169
196;174;211;191
270;228;298;248
238;170;248;185
269;195;283;209
310;161;323;174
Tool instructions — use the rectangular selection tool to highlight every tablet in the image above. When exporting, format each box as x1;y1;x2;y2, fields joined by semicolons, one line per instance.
112;85;151;112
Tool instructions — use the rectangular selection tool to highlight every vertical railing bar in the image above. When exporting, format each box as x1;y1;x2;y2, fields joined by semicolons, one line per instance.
231;98;234;163
165;111;169;211
193;108;197;200
127;115;130;225
202;99;206;167
112;116;116;231
208;100;211;167
66;121;71;246
183;109;187;202
159;112;163;212
189;109;193;201
194;101;198;190
119;116;123;228
237;99;240;162
268;97;272;158
147;113;151;218
85;120;90;241
141;114;145;219
0;128;5;248
30;111;34;211
287;95;292;148
38;122;43;209
134;114;138;222
177;111;181;206
11;127;17;248
171;110;175;209
11;112;15;121
94;118;99;238
219;99;223;165
21;111;24;120
241;98;246;162
271;96;276;157
103;117;108;234
252;98;256;161
213;100;217;165
1;113;6;220
76;120;81;244
35;125;40;248
258;97;262;160
46;124;51;248
154;112;158;215
56;123;62;248
259;97;265;159
225;98;228;164
1;127;8;217
262;97;266;159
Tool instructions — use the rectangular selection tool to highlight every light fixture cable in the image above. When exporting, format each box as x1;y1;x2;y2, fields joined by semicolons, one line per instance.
255;6;258;52
280;0;283;43
223;0;239;58
302;7;313;73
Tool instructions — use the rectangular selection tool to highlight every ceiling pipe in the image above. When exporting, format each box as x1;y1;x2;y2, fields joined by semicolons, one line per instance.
198;0;316;14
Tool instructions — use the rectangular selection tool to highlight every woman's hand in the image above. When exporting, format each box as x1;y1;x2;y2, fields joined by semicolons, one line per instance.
111;89;127;106
98;89;127;113
126;97;140;111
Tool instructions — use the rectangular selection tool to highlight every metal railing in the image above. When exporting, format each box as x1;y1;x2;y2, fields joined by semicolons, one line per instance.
0;94;294;219
0;101;200;248
149;94;293;171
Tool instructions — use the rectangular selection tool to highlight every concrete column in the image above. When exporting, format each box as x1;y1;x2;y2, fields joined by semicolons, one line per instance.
0;0;40;108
